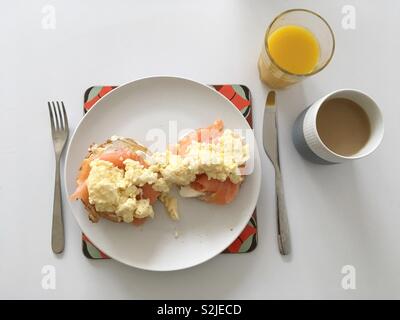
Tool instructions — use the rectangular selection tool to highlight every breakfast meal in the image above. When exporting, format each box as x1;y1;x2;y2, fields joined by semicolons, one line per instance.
70;120;250;225
69;136;177;225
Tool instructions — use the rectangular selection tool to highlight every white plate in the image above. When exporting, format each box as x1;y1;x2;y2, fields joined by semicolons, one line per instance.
65;76;261;271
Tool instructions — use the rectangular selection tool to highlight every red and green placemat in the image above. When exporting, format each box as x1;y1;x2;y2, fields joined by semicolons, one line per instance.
81;84;258;259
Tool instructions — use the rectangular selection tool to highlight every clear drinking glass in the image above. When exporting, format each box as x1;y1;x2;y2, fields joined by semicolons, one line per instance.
258;9;335;89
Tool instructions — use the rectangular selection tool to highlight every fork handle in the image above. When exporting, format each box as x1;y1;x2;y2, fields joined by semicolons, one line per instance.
52;157;65;254
275;167;291;255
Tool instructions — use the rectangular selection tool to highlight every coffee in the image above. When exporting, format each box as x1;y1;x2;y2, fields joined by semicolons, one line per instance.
316;98;371;156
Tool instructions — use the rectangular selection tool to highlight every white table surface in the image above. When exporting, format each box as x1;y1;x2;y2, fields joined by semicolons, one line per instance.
1;0;399;299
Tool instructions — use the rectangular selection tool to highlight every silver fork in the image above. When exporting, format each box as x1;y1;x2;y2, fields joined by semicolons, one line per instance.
48;101;69;254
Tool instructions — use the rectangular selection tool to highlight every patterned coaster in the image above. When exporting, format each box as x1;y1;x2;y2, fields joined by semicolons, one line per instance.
81;84;258;259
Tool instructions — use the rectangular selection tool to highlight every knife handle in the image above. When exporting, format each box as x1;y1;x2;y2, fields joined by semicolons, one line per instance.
275;168;291;255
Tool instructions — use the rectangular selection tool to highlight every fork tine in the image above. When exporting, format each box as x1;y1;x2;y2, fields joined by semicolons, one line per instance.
56;101;63;130
48;102;55;133
61;101;68;131
52;101;60;130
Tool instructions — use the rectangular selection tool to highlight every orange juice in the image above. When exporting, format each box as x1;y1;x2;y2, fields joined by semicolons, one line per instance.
258;25;321;88
258;10;334;89
268;25;320;74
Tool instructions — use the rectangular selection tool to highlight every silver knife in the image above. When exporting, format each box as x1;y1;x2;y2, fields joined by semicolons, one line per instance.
263;91;291;255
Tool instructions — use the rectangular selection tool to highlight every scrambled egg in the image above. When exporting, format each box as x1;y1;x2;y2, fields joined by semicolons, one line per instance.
87;159;164;223
87;160;128;213
124;159;158;186
154;129;249;186
159;193;179;220
124;159;170;193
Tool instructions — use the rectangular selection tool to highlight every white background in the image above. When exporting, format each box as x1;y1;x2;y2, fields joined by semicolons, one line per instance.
1;0;399;299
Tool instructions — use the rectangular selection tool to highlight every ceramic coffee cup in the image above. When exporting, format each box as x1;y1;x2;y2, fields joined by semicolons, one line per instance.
292;89;384;164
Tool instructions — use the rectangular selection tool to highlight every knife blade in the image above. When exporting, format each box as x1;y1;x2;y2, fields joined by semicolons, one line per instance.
263;91;279;166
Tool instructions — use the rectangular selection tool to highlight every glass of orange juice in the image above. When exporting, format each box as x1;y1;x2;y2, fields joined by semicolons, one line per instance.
258;9;335;89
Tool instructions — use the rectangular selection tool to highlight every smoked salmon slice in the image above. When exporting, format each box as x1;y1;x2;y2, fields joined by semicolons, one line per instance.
190;174;239;205
141;183;160;205
132;217;148;226
76;158;92;185
70;180;89;205
99;149;147;169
